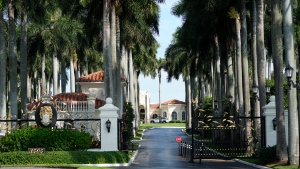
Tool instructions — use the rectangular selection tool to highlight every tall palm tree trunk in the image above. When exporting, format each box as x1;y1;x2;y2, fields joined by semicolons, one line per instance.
103;0;112;99
240;0;252;154
0;7;7;133
128;48;136;133
116;13;122;117
61;62;67;93
70;57;75;93
185;75;192;128
282;0;298;165
235;17;244;118
110;0;118;109
52;53;59;95
256;0;266;115
8;0;18;130
42;54;46;94
214;36;221;117
251;0;261;150
20;3;28;116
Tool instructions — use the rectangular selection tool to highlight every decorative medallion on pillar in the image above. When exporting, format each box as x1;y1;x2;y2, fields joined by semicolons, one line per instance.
35;103;57;127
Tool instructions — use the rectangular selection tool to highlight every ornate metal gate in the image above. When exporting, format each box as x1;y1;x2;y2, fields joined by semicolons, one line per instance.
192;113;265;159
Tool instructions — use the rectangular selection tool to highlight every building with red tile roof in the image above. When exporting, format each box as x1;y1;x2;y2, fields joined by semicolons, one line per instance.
139;91;186;123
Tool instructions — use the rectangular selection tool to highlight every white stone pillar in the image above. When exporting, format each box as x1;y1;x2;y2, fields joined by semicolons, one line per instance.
263;95;288;146
263;96;276;146
99;98;119;151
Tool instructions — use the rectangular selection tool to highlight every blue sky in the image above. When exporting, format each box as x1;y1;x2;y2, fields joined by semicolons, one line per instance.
139;0;185;104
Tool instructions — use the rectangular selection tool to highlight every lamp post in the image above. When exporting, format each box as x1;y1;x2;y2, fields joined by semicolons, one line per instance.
285;65;300;167
214;100;218;116
252;85;259;101
228;96;233;116
105;119;111;133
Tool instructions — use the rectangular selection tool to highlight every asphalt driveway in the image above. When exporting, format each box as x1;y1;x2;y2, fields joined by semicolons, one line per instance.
116;127;265;169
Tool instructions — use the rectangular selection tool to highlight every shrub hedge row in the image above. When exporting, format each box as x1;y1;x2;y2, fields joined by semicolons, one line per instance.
0;151;130;165
0;126;92;152
258;145;277;165
169;120;185;123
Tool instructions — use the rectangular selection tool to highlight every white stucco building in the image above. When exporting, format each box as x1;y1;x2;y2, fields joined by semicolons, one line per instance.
139;91;186;123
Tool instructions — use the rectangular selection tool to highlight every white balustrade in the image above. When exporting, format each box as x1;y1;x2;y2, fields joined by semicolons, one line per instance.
53;101;94;113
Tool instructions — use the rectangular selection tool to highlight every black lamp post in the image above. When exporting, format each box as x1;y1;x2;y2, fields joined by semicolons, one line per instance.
214;100;218;117
266;84;271;95
252;85;259;101
105;119;111;133
272;118;276;130
228;96;233;115
285;64;300;167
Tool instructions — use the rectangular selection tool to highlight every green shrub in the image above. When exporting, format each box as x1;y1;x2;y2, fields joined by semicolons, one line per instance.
0;151;130;165
0;126;92;152
258;145;277;165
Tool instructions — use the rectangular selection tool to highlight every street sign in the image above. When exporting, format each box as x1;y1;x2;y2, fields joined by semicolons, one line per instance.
176;136;182;143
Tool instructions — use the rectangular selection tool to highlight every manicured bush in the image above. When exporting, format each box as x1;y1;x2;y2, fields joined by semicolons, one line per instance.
0;126;92;152
0;151;130;165
169;120;185;123
258;145;277;165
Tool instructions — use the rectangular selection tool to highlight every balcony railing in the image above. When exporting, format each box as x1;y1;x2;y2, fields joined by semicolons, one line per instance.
53;101;93;113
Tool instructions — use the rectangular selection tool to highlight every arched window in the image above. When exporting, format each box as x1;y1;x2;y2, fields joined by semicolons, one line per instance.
182;112;186;120
140;109;145;120
163;112;167;118
171;111;177;120
152;114;158;119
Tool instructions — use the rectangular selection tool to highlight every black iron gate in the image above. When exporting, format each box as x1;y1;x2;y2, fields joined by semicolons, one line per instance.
179;113;265;161
194;114;265;159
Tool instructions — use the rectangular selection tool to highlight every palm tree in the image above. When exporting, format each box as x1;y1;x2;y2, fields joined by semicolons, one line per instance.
0;1;7;133
20;0;28;116
239;0;252;154
256;0;266;115
8;0;18;130
157;58;165;121
250;0;262;151
282;0;297;165
103;0;111;99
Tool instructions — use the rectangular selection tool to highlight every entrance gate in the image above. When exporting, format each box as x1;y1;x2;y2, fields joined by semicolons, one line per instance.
193;114;265;159
179;113;265;161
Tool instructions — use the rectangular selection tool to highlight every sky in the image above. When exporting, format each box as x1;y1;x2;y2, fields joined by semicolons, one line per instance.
139;0;185;104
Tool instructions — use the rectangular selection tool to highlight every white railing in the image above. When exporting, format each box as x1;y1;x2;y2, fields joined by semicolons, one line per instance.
54;101;92;112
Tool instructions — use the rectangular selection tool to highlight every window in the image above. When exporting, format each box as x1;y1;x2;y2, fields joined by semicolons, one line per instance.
152;114;158;119
163;112;167;118
140;109;145;120
182;112;186;120
171;112;177;120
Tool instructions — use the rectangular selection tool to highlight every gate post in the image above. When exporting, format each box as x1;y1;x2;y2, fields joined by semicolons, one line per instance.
99;98;119;151
263;96;288;147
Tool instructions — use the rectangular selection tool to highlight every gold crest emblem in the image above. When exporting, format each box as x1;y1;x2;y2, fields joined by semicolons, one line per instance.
40;106;53;126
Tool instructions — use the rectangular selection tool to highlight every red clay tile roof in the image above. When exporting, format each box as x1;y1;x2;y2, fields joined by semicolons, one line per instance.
150;104;159;109
76;70;127;82
52;92;87;101
162;99;185;105
27;92;105;111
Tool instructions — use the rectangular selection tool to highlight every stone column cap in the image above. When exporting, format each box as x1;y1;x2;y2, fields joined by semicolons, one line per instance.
99;98;119;111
